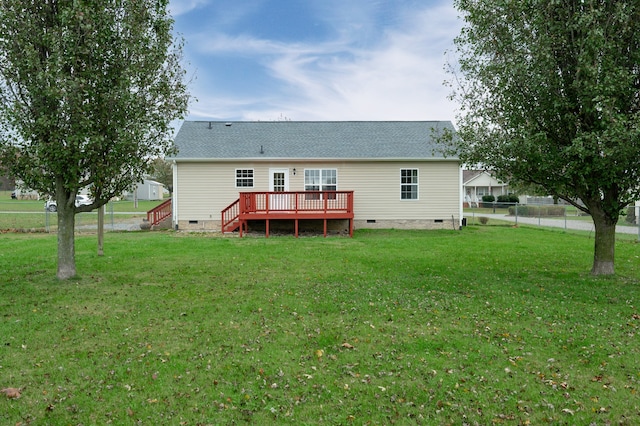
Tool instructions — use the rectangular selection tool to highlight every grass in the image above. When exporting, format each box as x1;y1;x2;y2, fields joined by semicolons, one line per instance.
1;227;639;424
0;191;166;231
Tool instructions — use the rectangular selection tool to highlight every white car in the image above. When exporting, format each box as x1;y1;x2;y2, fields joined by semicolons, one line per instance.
45;195;93;212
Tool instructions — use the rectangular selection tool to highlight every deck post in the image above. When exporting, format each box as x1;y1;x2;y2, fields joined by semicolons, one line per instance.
323;218;327;237
295;219;299;238
266;219;270;238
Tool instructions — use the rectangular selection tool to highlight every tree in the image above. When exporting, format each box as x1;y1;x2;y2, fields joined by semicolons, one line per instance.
448;0;640;275
150;157;173;194
0;0;189;279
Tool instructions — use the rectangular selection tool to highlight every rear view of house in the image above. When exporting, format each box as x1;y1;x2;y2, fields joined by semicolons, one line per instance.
170;121;461;234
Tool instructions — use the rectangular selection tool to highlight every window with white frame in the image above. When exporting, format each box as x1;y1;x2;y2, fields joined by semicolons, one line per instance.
235;169;254;188
305;169;337;199
400;169;418;200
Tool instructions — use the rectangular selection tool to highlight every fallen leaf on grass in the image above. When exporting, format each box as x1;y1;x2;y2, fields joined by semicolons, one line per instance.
341;343;355;349
1;387;22;399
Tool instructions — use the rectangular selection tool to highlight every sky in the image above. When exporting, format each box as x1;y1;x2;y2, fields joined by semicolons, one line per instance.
169;0;463;123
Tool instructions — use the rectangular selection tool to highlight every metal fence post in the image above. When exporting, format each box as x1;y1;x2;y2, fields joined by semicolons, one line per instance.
538;203;541;226
110;202;114;230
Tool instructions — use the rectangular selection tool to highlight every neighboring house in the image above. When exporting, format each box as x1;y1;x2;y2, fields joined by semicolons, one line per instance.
170;121;462;233
463;170;510;206
125;179;164;201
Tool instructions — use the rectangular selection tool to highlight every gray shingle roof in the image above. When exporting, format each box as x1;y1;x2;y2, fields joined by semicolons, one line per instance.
172;121;457;160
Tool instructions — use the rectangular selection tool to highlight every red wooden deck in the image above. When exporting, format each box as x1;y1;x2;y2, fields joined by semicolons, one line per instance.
222;191;354;237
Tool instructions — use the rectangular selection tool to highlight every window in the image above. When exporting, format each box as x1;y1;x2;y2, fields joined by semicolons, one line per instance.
305;169;337;199
400;169;418;200
235;169;254;188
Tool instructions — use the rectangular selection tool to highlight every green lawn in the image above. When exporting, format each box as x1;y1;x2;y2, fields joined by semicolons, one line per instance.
0;191;167;231
1;227;639;424
0;191;166;213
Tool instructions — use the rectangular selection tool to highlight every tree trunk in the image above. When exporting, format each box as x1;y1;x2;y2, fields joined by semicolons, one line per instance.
57;200;77;280
97;205;104;257
591;213;616;276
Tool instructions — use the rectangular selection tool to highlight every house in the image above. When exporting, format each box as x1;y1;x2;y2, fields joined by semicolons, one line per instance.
170;121;462;234
125;179;164;201
462;170;510;207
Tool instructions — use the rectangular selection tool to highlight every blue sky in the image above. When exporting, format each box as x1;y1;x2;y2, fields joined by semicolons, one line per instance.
169;0;462;122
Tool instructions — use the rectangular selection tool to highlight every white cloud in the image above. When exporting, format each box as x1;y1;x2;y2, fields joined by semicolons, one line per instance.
256;3;462;121
180;1;462;122
169;0;210;17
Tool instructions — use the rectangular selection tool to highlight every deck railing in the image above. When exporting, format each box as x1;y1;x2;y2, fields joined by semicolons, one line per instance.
147;198;172;226
239;191;353;214
222;191;354;237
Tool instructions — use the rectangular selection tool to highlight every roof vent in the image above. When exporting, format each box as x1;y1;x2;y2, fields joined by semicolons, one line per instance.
260;145;264;154
208;122;212;129
225;122;232;127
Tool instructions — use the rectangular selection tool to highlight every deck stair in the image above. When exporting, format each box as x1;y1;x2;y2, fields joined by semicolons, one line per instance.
221;198;244;233
147;199;172;227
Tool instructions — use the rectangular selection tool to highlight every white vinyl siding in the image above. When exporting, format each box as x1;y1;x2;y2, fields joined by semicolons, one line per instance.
338;161;459;220
174;160;460;226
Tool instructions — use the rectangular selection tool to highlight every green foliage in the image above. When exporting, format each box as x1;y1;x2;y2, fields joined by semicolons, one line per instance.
497;194;519;204
449;0;640;274
150;158;174;193
0;0;188;202
481;194;495;202
0;230;638;424
0;0;189;278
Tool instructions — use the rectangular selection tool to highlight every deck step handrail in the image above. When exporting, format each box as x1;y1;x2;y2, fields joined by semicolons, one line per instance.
147;199;172;226
221;198;241;233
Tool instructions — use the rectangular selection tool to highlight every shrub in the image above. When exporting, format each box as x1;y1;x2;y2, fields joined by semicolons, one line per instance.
482;195;495;202
478;216;489;224
496;194;519;208
508;205;565;217
543;206;565;216
497;194;519;203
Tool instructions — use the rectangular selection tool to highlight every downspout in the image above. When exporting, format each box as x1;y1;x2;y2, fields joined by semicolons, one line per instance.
172;160;178;230
459;165;464;229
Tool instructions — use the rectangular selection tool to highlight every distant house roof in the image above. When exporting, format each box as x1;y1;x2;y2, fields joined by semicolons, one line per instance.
463;170;507;185
463;170;484;184
172;121;458;161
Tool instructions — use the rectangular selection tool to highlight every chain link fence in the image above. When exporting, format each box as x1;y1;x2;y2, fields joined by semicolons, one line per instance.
0;199;153;232
464;202;640;240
